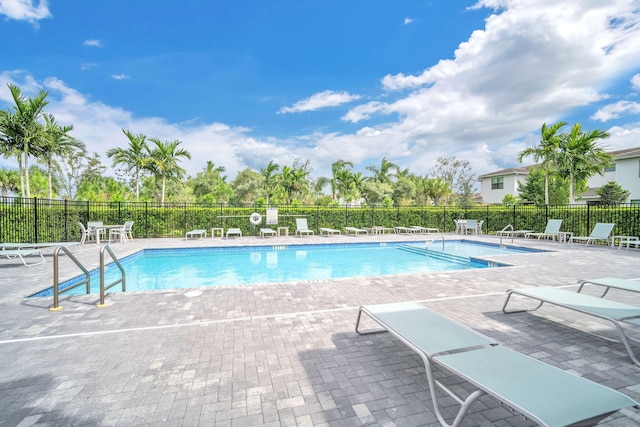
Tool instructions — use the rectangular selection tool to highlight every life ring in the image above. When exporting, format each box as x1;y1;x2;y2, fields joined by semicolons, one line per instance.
249;212;262;225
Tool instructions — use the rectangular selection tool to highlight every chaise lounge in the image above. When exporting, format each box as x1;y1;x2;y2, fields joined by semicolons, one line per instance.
226;228;242;239
577;277;640;297
524;219;563;240
259;228;277;238
569;223;616;246
1;248;46;267
319;227;341;237
356;302;638;426
503;286;640;366
295;218;314;237
344;227;368;236
185;229;207;239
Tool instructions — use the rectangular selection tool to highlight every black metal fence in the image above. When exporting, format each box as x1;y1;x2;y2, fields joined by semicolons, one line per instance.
1;196;639;243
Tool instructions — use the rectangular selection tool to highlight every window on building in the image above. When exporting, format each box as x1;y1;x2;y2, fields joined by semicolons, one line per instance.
491;177;504;190
631;200;640;207
604;164;616;172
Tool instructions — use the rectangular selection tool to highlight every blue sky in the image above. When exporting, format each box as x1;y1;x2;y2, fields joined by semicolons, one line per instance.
1;0;640;183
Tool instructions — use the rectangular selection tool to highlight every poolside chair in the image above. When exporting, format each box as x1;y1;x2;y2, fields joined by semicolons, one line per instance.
569;222;615;246
344;227;368;236
1;248;45;267
577;277;640;297
79;222;98;245
295;218;314;237
464;219;482;234
259;228;277;238
319;227;341;236
410;226;439;234
226;228;242;239
123;221;134;241
357;302;638;426
1;241;82;254
524;219;563;240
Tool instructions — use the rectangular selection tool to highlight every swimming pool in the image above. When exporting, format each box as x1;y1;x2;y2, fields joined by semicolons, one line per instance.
32;240;541;296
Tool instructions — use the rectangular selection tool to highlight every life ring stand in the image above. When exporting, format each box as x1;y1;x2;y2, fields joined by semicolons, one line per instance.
249;212;262;225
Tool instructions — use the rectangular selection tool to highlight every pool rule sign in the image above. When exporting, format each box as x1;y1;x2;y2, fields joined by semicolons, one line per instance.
266;208;278;225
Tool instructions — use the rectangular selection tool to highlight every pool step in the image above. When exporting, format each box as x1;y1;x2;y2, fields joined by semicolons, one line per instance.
396;245;470;264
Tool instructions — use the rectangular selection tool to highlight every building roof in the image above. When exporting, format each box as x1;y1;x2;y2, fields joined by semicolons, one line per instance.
609;146;640;159
479;146;640;179
478;166;532;179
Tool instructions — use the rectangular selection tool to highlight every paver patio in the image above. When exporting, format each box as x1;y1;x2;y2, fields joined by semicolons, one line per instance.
1;233;640;426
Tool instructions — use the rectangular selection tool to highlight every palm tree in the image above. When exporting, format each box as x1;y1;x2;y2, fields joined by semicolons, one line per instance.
146;138;192;203
366;157;398;184
259;160;280;206
0;167;19;197
0;84;49;198
280;165;309;204
557;124;612;204
330;160;354;200
39;114;85;199
107;129;151;202
517;121;567;205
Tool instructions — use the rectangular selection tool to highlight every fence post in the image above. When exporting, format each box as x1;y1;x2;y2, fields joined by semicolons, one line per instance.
64;199;68;241
145;202;148;239
587;204;591;232
33;197;38;243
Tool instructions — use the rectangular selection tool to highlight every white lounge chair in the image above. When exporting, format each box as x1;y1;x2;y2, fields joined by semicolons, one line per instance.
295;218;314;237
1;248;45;267
410;226;439;234
259;228;277;238
524;219;563;240
357;302;638;426
345;227;368;236
319;227;341;236
1;241;82;253
569;222;615;246
226;228;242;239
185;229;207;239
394;226;419;234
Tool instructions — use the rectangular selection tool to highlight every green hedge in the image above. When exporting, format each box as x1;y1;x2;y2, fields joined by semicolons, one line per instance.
1;198;639;243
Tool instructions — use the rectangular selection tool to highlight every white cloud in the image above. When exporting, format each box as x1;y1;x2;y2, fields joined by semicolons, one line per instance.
0;0;51;24
278;90;361;114
111;74;130;80
591;101;640;121
83;39;102;47
341;102;390;123
80;63;98;71
632;74;640;90
403;17;413;25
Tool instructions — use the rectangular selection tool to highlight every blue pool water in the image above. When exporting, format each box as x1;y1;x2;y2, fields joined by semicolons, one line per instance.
32;240;542;296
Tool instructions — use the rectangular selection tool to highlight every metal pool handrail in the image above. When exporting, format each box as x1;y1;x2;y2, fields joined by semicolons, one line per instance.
425;236;445;252
51;246;91;311
98;245;126;308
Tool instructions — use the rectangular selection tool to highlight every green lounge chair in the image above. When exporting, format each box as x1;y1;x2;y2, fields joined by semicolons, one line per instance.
503;286;640;366
524;219;563;240
578;277;640;297
356;302;638;426
569;223;616;246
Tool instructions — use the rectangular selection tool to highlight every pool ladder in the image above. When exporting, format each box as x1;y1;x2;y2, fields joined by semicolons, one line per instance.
498;224;515;247
50;244;126;311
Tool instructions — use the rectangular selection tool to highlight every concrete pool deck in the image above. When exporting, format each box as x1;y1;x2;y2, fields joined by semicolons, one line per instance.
1;233;640;426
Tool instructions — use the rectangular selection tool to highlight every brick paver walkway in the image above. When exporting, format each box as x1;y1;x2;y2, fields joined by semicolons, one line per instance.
1;234;639;426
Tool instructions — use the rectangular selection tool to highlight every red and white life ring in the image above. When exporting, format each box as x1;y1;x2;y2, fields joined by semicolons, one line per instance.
249;212;262;225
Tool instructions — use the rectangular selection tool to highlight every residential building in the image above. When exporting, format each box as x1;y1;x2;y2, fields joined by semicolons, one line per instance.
478;146;640;205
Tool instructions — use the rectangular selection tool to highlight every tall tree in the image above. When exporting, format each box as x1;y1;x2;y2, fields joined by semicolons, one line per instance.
190;161;231;203
0;167;19;197
329;159;354;200
557;124;612;204
39;114;85;199
517;121;567;205
146;138;191;204
106;129;150;202
366;157;398;184
259;160;280;206
431;157;476;206
0;84;49;198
